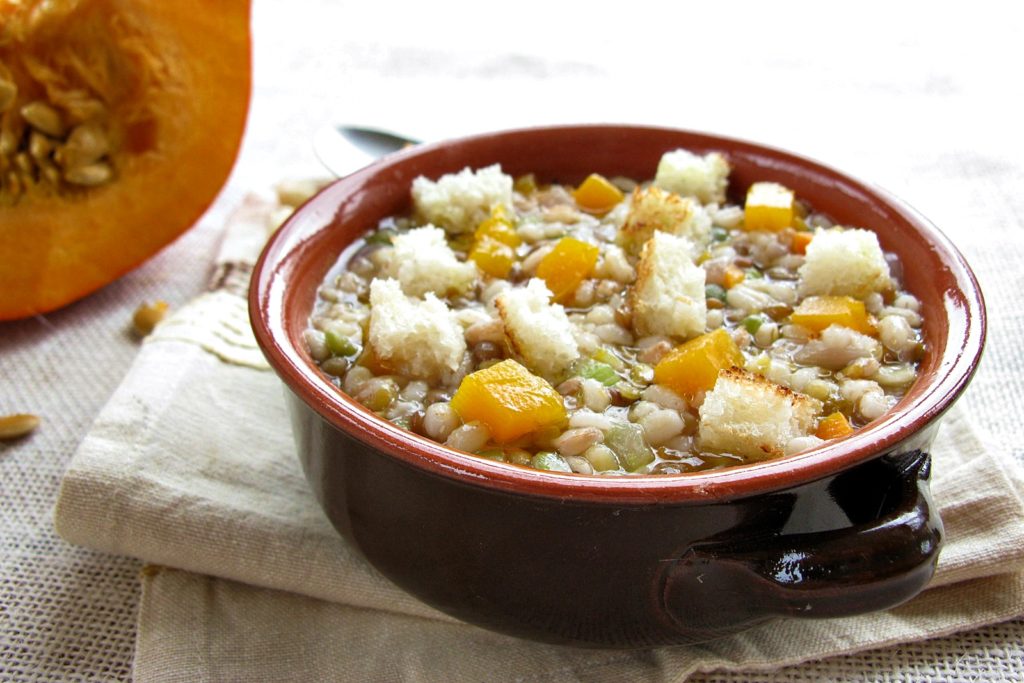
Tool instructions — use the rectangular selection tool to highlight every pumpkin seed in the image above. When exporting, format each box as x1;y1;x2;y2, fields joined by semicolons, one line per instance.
0;78;16;112
28;131;53;161
64;161;113;186
21;100;65;137
60;122;109;167
0;127;18;156
0;413;41;440
39;161;61;186
14;152;32;174
57;91;106;123
132;300;169;336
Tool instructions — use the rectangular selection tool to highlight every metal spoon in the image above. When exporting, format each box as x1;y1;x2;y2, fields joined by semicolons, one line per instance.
313;124;420;177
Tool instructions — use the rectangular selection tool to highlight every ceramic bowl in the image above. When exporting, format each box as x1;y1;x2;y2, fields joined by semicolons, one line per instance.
250;125;985;648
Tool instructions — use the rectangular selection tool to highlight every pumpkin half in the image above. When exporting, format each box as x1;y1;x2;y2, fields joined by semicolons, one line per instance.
0;0;251;320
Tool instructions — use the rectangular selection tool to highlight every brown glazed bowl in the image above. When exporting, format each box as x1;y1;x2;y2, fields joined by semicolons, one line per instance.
250;125;985;648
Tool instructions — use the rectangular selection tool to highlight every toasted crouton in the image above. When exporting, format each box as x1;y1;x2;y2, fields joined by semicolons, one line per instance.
798;227;892;298
380;225;478;297
411;164;514;234
496;278;579;380
654;149;730;204
620;186;712;254
368;278;466;382
630;231;707;340
698;368;822;460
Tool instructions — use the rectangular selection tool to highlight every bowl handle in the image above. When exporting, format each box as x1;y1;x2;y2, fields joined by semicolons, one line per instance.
659;450;942;633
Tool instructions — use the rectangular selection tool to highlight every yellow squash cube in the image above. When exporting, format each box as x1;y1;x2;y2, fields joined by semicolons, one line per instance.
469;237;516;278
450;359;567;443
790;296;875;335
475;204;521;247
573;173;624;215
536;237;600;303
744;182;795;232
653;328;744;399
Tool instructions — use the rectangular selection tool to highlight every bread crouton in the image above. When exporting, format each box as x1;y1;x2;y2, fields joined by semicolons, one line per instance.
368;278;467;382
654;149;730;204
411;164;514;234
496;278;579;380
630;231;707;340
620;186;711;254
798;227;892;298
380;225;478;297
698;368;822;460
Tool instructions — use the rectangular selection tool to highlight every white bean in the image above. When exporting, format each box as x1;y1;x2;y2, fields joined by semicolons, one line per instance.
343;365;373;394
639;409;685;446
423;402;460;441
444;422;490;453
569;410;613;431
581;379;612;412
640;384;688;412
554;428;604;456
878;315;917;355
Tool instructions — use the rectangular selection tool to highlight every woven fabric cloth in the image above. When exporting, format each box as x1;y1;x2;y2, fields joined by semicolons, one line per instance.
51;194;1024;681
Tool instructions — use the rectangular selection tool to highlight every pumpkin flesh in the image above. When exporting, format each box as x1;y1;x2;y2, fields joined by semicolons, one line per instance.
0;0;251;319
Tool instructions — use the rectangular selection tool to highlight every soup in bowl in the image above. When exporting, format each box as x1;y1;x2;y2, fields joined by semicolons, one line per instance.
250;125;984;647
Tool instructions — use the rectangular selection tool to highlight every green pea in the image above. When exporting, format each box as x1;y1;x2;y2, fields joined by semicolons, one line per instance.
325;330;358;357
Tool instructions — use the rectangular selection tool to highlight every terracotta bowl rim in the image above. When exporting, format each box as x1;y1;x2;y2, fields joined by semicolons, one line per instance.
250;123;986;504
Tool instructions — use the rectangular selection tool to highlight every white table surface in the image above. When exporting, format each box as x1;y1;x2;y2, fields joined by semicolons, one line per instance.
3;1;1023;679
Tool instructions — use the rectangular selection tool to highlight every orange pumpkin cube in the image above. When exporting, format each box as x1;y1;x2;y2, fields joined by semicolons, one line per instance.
536;237;600;303
744;182;795;232
653;328;744;399
790;296;875;335
723;265;746;289
573;173;624;214
450;359;567;443
791;231;814;255
816;411;854;439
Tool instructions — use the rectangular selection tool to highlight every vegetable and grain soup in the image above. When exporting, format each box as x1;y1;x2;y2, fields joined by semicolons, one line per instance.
304;149;924;475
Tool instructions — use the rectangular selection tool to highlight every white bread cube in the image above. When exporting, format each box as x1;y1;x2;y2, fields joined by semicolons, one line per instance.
654;149;730;204
496;278;579;380
630;231;707;340
620;186;712;254
380;225;477;297
698;368;822;460
798;227;892;298
368;278;467;382
411;164;514;234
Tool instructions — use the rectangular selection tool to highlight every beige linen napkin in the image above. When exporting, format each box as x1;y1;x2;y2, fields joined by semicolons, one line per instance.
55;197;1024;681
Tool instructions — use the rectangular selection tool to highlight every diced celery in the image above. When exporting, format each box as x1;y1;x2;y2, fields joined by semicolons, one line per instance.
531;451;573;473
604;422;655;472
742;315;764;335
577;359;619;386
592;347;625;371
